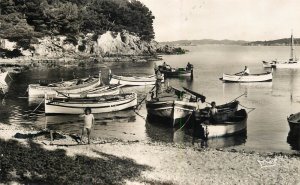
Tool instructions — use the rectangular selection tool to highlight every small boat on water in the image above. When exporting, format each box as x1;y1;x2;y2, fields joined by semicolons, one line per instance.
45;92;137;114
197;109;248;138
157;62;193;77
54;84;122;98
28;74;101;98
263;33;300;69
146;86;239;127
221;72;272;83
287;112;300;130
0;71;8;85
109;70;164;86
262;61;275;68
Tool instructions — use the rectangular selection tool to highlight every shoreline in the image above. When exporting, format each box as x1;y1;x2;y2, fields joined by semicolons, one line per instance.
1;123;300;184
0;54;163;68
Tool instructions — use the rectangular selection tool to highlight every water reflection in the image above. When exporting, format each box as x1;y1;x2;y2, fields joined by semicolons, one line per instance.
146;117;247;148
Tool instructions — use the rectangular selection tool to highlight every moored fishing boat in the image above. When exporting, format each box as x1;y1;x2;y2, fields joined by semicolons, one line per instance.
146;86;239;127
45;92;137;114
262;61;275;68
287;112;300;130
221;72;272;83
157;62;193;77
264;33;300;69
198;109;248;138
109;70;164;86
28;74;101;98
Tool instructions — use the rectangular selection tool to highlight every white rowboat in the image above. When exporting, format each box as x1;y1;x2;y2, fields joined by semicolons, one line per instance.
221;72;272;83
55;85;122;98
45;93;137;114
109;70;164;86
28;76;101;98
200;109;248;138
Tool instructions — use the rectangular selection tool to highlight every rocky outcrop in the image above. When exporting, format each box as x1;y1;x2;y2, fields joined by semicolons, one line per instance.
0;31;183;59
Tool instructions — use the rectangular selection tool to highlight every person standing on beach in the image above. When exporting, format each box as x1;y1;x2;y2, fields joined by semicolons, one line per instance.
80;107;95;144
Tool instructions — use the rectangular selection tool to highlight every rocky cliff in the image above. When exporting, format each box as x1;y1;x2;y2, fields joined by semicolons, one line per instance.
0;31;164;59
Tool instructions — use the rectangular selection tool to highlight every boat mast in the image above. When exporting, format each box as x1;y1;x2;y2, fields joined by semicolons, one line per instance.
290;31;294;61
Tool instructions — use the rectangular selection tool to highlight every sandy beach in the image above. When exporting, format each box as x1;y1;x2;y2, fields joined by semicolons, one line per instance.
1;123;300;185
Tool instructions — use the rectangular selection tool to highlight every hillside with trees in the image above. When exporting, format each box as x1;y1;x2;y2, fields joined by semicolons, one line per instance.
0;0;155;56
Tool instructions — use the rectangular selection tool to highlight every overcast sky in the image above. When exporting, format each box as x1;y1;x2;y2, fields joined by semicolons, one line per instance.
139;0;300;42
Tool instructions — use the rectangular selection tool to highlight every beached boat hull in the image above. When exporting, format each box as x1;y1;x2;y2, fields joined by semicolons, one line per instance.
45;93;137;114
109;72;164;86
200;109;248;138
287;112;300;130
0;71;8;84
146;101;174;119
222;72;272;83
28;77;100;98
55;85;120;98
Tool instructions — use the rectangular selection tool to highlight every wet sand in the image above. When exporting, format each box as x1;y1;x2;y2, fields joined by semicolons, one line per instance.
1;123;300;184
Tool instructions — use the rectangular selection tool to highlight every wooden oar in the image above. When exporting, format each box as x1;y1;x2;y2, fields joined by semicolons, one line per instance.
55;90;69;98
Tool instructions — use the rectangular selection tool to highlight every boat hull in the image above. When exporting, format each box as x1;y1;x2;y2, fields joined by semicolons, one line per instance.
288;112;300;130
146;101;174;119
159;69;192;77
109;74;164;86
272;62;300;69
45;93;137;114
200;109;248;138
55;86;120;98
222;72;272;83
28;78;100;98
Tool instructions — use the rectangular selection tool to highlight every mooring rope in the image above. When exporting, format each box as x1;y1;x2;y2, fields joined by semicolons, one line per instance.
177;111;194;131
238;102;256;114
31;98;45;113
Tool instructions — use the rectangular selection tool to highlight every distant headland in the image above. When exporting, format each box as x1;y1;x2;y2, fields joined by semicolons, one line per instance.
161;38;300;46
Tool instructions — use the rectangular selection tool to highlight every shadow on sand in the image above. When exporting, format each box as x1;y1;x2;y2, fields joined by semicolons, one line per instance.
0;139;152;184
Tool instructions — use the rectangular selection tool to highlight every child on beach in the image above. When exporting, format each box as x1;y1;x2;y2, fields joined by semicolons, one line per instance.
80;107;95;144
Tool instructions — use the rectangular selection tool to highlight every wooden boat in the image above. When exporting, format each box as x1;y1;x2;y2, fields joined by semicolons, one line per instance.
221;72;272;83
109;70;164;86
264;33;300;69
198;109;248;138
28;75;101;98
0;71;8;85
146;86;239;127
157;63;193;77
262;61;275;68
54;84;122;98
45;92;137;114
287;112;300;130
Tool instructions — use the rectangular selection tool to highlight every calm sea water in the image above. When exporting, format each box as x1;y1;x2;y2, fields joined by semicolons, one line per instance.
1;45;300;152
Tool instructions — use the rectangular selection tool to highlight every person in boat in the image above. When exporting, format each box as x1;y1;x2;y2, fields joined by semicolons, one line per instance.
80;107;95;144
235;66;250;76
155;77;162;98
186;62;193;70
162;62;167;67
207;101;218;122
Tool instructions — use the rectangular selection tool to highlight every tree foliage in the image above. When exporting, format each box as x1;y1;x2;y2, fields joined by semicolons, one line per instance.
0;0;155;42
